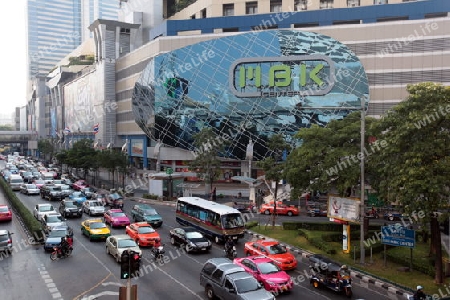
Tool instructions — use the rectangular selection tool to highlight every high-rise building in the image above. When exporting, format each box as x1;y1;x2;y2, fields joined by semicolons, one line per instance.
26;0;120;81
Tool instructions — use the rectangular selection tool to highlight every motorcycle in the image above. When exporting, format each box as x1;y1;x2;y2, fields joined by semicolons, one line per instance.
50;245;73;261
106;192;124;209
224;245;237;259
151;244;165;263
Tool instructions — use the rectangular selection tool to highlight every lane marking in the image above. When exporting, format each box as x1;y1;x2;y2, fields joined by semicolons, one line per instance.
38;264;64;300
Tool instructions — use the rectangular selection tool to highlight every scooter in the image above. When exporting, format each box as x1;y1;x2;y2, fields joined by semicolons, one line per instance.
224;245;237;259
50;245;72;261
151;244;165;263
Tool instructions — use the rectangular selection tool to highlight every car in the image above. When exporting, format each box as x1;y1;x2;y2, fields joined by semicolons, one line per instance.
73;180;89;191
126;222;161;247
20;183;40;195
69;191;87;204
234;256;294;293
104;209;130;228
32;179;46;189
59;199;82;218
43;226;73;251
0;205;12;222
105;192;124;209
81;187;96;199
130;204;163;228
60;184;74;198
82;200;105;216
21;171;34;183
41;213;67;234
259;203;299;216
61;178;73;188
81;219;111;241
0;230;13;254
244;239;298;271
33;203;57;221
169;227;211;253
105;234;142;262
306;202;328;217
40;184;63;201
384;211;409;221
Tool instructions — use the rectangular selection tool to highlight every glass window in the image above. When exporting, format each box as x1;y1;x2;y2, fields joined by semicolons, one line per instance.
374;0;388;3
212;269;224;282
347;0;360;7
234;277;260;293
320;0;334;8
295;0;308;11
246;2;258;15
202;262;216;276
270;0;282;12
223;4;234;16
138;227;155;234
221;213;245;229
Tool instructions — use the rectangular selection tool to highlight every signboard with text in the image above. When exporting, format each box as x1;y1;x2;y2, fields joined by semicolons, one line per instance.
381;225;415;248
327;196;361;223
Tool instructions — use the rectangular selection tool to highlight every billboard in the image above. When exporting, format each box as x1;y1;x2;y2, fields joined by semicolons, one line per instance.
131;139;144;157
327;195;361;223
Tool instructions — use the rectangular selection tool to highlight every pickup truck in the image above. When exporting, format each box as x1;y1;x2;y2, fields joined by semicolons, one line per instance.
200;258;275;300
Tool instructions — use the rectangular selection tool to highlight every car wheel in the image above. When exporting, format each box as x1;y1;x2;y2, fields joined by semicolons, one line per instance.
205;286;215;300
264;210;270;215
287;211;293;217
389;216;394;221
89;234;92;241
170;237;176;245
89;211;93;217
136;239;141;247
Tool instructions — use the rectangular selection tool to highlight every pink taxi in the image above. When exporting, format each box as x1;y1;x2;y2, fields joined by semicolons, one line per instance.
103;209;130;228
234;256;294;294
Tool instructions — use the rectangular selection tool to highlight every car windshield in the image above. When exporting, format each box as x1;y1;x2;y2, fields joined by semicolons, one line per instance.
73;192;84;197
111;212;126;218
267;243;287;254
65;202;79;208
61;186;70;190
47;215;64;223
27;184;37;189
221;213;245;229
51;187;62;191
90;202;102;207
48;230;67;238
40;205;54;212
186;231;203;239
137;227;155;234
34;180;45;184
143;209;157;216
110;193;121;200
90;222;106;229
258;262;281;274
11;179;23;183
234;277;260;293
0;207;9;212
0;233;9;242
118;239;137;248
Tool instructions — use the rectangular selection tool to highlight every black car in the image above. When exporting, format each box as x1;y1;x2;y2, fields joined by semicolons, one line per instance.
59;200;82;218
43;227;73;251
169;227;211;253
40;185;63;201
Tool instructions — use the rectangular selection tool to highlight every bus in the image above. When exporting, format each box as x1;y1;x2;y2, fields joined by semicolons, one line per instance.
175;197;246;244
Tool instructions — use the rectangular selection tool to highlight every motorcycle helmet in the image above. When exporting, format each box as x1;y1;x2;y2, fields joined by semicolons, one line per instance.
417;285;423;291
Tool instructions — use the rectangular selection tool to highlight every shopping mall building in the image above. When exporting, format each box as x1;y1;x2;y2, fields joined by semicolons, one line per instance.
38;0;449;181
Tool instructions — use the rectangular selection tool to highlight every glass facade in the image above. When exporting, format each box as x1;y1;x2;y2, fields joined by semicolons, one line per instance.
132;30;369;161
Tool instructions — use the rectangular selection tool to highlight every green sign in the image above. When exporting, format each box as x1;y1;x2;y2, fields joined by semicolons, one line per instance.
229;55;335;98
166;167;173;175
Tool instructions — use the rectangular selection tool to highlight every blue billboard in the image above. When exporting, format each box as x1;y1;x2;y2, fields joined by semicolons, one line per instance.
381;225;415;249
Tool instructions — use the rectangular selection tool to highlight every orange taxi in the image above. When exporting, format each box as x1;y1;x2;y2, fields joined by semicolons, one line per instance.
244;239;298;271
125;222;161;247
259;202;299;216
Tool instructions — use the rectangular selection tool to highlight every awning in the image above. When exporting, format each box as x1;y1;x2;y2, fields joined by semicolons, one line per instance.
231;176;263;186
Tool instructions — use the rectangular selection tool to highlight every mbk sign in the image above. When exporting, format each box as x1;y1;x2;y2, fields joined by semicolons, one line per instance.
229;55;335;98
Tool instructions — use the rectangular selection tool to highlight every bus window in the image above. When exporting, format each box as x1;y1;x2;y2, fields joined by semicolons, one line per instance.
221;213;244;229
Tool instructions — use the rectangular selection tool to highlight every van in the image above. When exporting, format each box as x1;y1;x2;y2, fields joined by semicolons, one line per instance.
8;175;24;191
41;172;55;182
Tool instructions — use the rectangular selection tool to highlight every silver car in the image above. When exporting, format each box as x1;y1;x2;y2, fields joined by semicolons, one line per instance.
105;235;142;263
20;183;40;195
82;200;105;216
0;230;13;254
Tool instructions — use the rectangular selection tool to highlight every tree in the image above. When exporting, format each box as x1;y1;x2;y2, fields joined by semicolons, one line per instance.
257;134;291;227
285;112;378;198
0;125;13;131
190;128;227;195
369;82;450;284
67;139;98;179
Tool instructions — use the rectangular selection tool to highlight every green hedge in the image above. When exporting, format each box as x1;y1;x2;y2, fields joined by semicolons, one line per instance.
298;229;336;254
385;248;435;277
245;221;259;229
285;221;380;232
0;179;45;242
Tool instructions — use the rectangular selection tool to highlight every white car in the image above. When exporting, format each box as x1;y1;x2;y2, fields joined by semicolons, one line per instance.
33;204;57;221
105;235;142;263
41;213;67;234
20;183;40;195
82;200;105;216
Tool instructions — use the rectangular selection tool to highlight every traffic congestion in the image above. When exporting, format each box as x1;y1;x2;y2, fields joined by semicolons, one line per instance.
0;154;408;300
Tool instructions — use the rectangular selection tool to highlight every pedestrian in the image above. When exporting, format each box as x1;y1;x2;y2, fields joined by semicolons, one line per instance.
211;187;217;201
413;285;426;300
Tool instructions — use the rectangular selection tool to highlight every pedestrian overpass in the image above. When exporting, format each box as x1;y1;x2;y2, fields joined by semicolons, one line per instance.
0;131;37;155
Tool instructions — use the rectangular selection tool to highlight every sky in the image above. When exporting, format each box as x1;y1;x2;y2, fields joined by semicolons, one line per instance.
0;0;27;117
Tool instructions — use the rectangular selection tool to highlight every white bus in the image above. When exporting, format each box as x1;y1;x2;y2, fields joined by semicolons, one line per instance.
176;197;245;244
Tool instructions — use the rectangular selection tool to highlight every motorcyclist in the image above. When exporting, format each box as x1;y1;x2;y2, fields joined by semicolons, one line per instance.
224;237;235;256
60;235;73;256
413;285;426;300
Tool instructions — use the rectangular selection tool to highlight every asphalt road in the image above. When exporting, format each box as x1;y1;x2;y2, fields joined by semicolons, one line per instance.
2;186;413;300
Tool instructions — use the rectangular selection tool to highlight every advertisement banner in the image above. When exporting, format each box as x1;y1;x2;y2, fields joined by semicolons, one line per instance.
327;196;361;223
131;139;144;157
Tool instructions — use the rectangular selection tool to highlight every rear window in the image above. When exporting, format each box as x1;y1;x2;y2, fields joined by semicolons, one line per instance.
201;262;217;276
0;233;9;242
0;207;9;213
10;179;23;183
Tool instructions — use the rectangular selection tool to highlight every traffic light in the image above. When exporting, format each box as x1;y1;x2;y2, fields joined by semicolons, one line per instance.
120;251;130;279
130;251;141;278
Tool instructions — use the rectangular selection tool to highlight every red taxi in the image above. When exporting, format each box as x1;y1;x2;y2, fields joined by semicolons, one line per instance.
244;239;298;271
125;222;161;247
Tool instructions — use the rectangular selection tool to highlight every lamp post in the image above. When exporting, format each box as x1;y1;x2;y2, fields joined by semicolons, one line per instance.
246;139;255;203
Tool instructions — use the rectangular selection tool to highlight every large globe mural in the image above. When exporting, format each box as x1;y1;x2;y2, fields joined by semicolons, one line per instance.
132;30;369;160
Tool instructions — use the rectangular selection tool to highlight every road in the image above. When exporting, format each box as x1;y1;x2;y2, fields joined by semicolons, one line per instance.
0;183;413;300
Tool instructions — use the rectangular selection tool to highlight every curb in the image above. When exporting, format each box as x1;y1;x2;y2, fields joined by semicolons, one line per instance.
245;230;413;298
128;197;176;207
